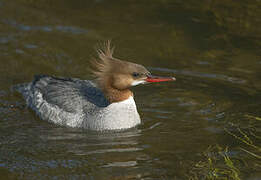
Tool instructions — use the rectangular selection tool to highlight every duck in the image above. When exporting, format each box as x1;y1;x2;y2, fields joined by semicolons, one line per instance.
16;41;175;131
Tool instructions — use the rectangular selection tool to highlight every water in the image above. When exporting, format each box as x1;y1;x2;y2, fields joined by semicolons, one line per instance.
0;0;260;179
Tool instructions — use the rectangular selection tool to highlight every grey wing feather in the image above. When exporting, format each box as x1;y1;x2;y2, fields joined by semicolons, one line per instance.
31;75;109;113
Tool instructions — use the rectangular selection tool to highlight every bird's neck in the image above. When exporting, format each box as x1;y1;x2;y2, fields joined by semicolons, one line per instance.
97;78;133;103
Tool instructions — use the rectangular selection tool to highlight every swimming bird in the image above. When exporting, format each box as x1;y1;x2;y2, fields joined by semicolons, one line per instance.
16;41;175;130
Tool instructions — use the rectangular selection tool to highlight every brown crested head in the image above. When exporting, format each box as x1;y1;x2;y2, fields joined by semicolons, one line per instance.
91;41;175;103
91;41;150;91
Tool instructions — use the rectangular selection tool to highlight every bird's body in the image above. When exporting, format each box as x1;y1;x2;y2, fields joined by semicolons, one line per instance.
16;41;175;131
17;75;140;130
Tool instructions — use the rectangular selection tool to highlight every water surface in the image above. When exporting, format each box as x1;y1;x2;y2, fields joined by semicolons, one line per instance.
0;0;260;179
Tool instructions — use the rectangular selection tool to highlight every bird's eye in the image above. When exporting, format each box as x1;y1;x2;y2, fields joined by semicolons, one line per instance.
132;72;139;77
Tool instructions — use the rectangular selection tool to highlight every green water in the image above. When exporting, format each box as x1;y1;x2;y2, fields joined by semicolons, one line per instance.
0;0;260;179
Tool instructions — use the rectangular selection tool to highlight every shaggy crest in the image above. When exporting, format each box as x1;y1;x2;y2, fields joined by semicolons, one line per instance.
91;40;116;81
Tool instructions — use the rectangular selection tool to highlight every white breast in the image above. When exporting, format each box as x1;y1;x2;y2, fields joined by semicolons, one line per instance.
82;96;141;130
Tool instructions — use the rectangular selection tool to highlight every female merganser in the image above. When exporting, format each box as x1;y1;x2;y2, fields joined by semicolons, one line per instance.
16;41;175;131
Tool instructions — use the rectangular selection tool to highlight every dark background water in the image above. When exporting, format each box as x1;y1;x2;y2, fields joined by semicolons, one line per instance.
0;0;260;179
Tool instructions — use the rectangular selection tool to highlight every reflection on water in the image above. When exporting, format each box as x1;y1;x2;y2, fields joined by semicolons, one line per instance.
3;19;88;34
0;0;260;179
42;128;142;156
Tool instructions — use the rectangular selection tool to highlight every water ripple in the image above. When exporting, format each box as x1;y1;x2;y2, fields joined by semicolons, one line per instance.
76;147;143;155
2;19;88;34
0;36;14;44
151;67;247;84
102;161;137;167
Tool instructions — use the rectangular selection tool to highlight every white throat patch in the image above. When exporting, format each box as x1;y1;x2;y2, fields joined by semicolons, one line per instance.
131;80;146;86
